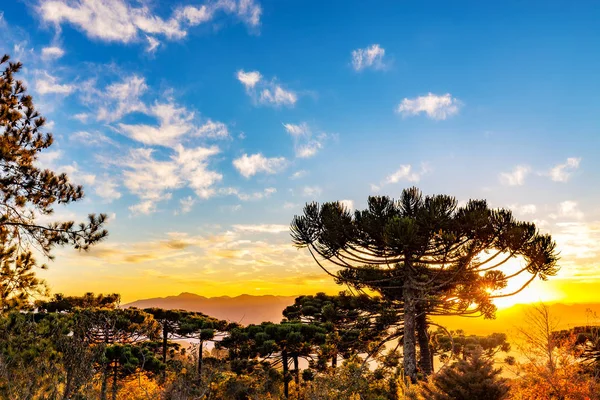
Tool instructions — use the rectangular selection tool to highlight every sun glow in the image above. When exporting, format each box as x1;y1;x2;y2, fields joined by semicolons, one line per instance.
489;256;562;309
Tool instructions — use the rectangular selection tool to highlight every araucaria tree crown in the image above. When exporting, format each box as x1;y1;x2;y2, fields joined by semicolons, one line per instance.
291;187;558;382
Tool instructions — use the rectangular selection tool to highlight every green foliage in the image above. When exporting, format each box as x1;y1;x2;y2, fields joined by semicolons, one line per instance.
291;187;559;381
0;54;108;311
283;292;400;368
431;329;511;362
422;350;509;400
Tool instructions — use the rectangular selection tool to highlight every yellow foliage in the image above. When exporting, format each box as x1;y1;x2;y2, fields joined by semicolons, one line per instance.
117;374;163;400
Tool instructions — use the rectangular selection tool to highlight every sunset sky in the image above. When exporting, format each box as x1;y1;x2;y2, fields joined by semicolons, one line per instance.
1;1;599;305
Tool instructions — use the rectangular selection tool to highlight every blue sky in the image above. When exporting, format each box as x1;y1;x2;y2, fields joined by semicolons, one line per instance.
1;0;599;303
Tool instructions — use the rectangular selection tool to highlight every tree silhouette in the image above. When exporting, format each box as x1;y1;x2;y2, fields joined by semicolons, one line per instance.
291;187;558;382
221;321;327;398
283;292;399;368
144;307;231;377
0;55;108;310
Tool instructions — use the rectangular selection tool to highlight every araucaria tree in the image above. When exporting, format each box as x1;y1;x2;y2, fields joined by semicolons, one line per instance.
0;55;107;309
291;187;558;382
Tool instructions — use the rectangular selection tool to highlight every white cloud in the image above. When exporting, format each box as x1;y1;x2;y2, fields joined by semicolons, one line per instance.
35;71;74;95
129;200;156;215
233;153;287;178
95;177;121;202
553;222;600;260
283;123;309;137
520;204;537;215
283;202;298;209
73;113;89;123
196;119;229;139
82;75;148;122
290;170;307;179
283;123;328;158
119;145;222;214
36;149;63;167
70;131;115;146
371;164;430;192
339;199;354;211
237;69;298;107
219;187;277;201
550;201;584;220
396;93;461;120
117;99;228;147
259;86;297;106
385;165;422;184
302;186;322;197
117;101;192;147
549;157;581;182
232;224;288;234
499;165;530;186
146;35;160;53
177;196;195;214
41;46;65;60
236;70;262;89
37;0;261;47
351;44;385;71
58;162;96;186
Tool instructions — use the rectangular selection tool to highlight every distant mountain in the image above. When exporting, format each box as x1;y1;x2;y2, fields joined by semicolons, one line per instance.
124;293;297;325
125;293;600;334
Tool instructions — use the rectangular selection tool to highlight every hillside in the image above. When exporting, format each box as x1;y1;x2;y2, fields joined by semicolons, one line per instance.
126;293;600;333
124;293;297;325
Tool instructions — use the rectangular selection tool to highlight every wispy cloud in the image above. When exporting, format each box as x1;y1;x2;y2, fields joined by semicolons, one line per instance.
302;186;322;197
120;145;222;215
372;163;430;192
70;131;115;146
219;187;277;201
85;75;148;122
351;44;386;71
237;69;298;107
36;0;261;48
35;71;75;95
177;196;196;215
549;157;581;182
233;153;287;178
290;170;307;179
232;224;289;234
41;46;65;60
95;176;122;202
550;201;584;220
508;203;537;215
499;165;530;186
396;93;461;120
283;123;329;158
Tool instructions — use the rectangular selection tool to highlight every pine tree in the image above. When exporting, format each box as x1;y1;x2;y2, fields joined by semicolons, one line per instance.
291;187;558;382
0;55;107;310
423;349;509;400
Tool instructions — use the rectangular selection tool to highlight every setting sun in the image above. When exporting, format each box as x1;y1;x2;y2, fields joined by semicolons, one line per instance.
1;0;599;398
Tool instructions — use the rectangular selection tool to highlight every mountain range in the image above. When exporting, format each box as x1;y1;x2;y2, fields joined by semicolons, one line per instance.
125;293;600;334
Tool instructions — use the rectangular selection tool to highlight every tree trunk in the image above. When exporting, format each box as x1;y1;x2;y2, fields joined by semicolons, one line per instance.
416;309;433;376
198;339;204;375
111;361;118;400
62;368;73;400
282;349;289;399
100;365;109;400
293;355;300;398
162;324;168;364
403;284;418;383
331;352;337;368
